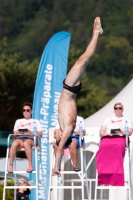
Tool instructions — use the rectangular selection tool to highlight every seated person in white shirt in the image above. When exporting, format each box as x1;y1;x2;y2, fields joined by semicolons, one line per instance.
8;102;42;173
96;102;133;186
54;116;86;175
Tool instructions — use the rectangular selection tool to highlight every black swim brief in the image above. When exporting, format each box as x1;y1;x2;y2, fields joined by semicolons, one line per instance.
63;79;82;94
64;137;72;147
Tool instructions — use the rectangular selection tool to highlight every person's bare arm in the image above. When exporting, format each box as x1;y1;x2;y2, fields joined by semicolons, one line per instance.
28;181;34;190
115;128;133;136
127;128;133;136
26;130;42;137
14;129;42;137
14;130;28;134
54;129;62;145
37;131;42;137
73;131;79;135
14;129;31;135
31;130;42;137
99;125;110;137
14;130;20;135
73;129;86;136
83;129;86;136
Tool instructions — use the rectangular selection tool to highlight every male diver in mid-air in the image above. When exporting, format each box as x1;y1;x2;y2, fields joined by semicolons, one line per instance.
53;17;103;176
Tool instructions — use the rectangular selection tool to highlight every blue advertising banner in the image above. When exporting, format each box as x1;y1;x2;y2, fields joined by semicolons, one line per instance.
30;31;71;200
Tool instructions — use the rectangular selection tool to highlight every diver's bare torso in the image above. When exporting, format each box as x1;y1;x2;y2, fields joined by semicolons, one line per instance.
58;88;77;135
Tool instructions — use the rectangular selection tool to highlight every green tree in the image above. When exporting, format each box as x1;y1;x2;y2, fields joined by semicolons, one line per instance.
0;179;14;200
86;36;133;95
0;0;133;127
89;36;133;78
0;38;39;130
77;73;110;118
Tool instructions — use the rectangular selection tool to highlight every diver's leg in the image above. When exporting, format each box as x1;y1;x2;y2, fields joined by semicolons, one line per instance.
65;17;103;86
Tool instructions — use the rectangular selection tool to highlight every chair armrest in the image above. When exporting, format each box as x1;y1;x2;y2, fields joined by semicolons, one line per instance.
33;134;41;148
7;134;15;148
7;134;41;148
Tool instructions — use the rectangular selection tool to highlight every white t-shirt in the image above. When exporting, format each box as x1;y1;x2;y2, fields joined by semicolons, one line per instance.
102;116;133;135
14;118;42;132
74;116;85;132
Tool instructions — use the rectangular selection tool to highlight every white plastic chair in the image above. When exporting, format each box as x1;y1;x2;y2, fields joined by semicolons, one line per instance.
84;127;100;200
94;133;132;200
48;128;89;200
2;134;45;200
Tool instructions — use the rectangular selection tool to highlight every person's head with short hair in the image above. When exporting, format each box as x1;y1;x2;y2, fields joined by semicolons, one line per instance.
23;102;32;110
22;102;32;119
17;181;29;192
114;102;123;117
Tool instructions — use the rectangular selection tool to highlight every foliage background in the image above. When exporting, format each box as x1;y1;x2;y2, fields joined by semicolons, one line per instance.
0;179;14;199
0;0;133;130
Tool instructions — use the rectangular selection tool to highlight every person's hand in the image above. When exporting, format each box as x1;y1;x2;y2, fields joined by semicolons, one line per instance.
83;130;86;136
73;131;80;136
115;129;124;135
18;178;25;183
28;130;33;134
54;129;62;144
116;129;131;135
15;130;23;135
73;130;86;136
100;132;110;137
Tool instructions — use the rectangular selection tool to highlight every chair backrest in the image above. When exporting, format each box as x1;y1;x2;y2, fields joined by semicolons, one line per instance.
84;127;100;153
49;128;56;144
85;127;100;143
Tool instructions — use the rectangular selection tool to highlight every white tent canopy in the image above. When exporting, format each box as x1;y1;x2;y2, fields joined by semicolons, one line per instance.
85;78;133;127
84;79;133;200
